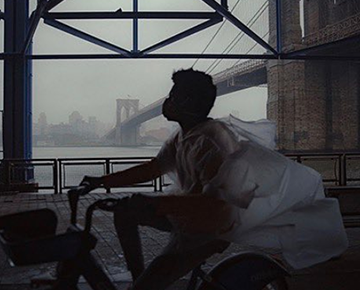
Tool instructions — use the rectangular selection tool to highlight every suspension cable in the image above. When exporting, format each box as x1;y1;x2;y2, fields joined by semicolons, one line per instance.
205;1;269;74
191;0;244;68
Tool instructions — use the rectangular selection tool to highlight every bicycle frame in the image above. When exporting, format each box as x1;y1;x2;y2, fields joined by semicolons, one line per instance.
0;186;290;290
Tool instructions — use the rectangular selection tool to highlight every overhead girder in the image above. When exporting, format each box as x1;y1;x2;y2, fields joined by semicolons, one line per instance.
44;19;131;56
36;0;279;59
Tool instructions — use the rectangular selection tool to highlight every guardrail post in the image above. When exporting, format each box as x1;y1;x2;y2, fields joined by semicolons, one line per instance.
4;159;11;188
341;154;347;186
59;159;63;194
53;159;58;194
105;159;111;193
159;176;163;192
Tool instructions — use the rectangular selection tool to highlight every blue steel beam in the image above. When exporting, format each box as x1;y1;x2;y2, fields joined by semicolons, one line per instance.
276;0;282;53
25;53;360;61
22;0;48;54
133;0;138;52
44;19;131;56
221;0;228;9
43;11;222;20
4;0;32;164
29;53;277;60
140;17;223;56
201;0;278;55
45;0;65;12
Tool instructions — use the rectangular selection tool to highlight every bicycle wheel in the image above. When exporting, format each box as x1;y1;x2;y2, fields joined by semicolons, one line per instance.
196;252;290;290
198;277;288;290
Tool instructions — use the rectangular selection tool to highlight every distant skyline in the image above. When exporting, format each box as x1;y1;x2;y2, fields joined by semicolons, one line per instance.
0;0;269;124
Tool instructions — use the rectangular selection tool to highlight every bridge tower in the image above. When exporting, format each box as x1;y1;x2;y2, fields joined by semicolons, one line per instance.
115;99;140;146
302;0;360;151
267;0;360;151
267;0;306;151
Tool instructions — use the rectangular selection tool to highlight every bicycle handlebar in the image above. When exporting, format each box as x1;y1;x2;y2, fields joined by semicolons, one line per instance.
67;184;120;232
68;183;92;225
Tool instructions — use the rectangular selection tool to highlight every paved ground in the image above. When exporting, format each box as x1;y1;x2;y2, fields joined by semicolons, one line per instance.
0;192;359;289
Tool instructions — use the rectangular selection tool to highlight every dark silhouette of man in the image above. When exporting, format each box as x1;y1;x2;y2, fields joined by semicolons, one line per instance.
82;69;236;290
82;68;348;289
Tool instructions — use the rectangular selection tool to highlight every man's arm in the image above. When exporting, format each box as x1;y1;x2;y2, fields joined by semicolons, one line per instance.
82;158;162;190
102;158;162;188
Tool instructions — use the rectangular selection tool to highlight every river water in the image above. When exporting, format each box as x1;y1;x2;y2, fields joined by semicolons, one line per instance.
33;146;161;159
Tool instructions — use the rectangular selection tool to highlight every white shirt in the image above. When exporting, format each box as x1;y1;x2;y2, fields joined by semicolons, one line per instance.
156;116;348;269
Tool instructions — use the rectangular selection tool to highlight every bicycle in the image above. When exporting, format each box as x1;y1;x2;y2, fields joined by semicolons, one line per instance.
0;185;290;290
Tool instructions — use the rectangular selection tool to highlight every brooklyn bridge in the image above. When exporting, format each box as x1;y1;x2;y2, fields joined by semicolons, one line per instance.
105;0;360;150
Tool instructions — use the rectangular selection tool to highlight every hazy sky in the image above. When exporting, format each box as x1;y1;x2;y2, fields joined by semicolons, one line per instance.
0;0;269;125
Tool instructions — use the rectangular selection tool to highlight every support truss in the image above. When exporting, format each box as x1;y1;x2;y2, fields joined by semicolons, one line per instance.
0;0;280;60
1;0;359;62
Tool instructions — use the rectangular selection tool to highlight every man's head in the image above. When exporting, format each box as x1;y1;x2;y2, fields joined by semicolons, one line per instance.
163;68;217;122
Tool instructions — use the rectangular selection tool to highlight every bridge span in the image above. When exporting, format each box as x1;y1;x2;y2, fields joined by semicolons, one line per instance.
108;4;360;148
105;59;267;146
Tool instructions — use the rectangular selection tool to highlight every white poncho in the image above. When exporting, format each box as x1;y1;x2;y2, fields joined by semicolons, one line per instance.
157;115;348;269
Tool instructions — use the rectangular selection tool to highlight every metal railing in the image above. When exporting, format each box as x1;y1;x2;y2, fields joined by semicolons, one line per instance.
0;157;165;194
0;159;58;192
1;152;360;194
58;157;162;194
285;152;346;186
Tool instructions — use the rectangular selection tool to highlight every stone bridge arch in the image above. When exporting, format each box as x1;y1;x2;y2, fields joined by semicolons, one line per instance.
115;99;140;146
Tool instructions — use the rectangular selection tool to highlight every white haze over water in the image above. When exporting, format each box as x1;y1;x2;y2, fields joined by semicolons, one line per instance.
0;0;268;126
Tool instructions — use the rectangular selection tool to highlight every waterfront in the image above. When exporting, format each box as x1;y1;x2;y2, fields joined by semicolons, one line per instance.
32;146;162;193
33;146;161;159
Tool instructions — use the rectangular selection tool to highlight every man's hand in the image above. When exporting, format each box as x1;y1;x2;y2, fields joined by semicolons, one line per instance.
80;175;104;193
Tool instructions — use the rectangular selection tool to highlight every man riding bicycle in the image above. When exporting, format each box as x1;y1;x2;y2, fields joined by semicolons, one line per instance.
82;69;348;290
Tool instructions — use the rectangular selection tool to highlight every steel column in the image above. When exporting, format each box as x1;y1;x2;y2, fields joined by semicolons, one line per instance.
276;0;282;53
22;0;48;54
133;0;139;52
3;0;32;165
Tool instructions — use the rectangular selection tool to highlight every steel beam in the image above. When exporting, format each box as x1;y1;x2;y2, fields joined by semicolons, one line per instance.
23;52;360;61
29;53;277;60
22;0;48;54
221;0;228;10
133;0;138;52
140;18;223;56
43;11;222;20
44;19;131;56
3;0;32;165
45;0;65;12
201;0;278;55
276;0;282;53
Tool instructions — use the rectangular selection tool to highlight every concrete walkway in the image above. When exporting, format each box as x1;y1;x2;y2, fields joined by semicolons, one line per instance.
0;192;359;289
